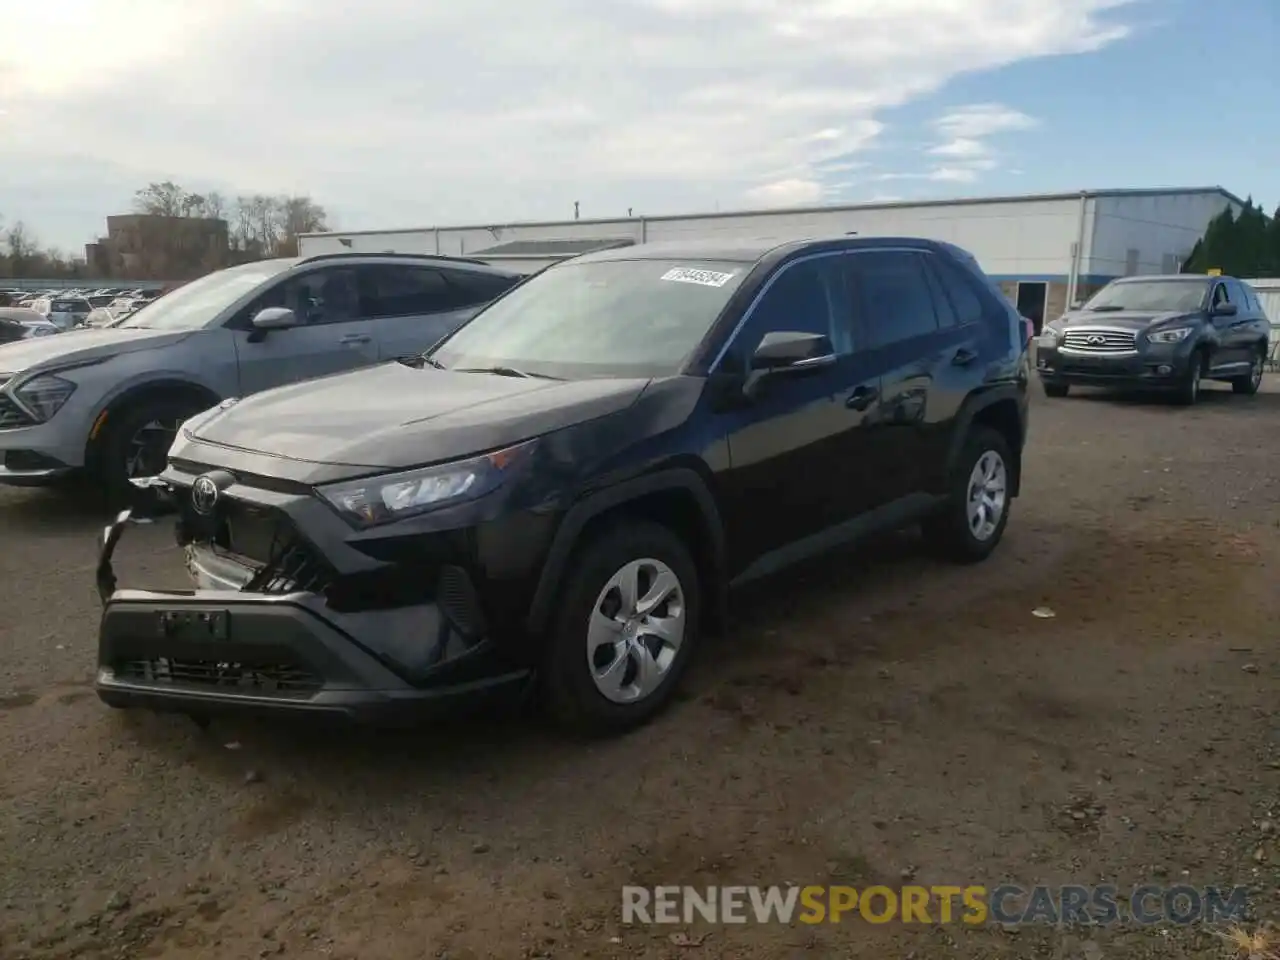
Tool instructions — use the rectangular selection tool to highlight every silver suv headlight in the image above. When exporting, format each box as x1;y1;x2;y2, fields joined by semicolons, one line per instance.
1148;327;1192;344
13;374;77;422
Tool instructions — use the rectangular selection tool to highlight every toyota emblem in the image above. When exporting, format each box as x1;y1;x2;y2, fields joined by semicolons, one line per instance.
1087;335;1106;345
191;475;220;516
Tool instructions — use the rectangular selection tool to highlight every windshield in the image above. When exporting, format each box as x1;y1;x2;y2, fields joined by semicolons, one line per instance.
1083;279;1207;313
430;258;750;379
116;259;297;331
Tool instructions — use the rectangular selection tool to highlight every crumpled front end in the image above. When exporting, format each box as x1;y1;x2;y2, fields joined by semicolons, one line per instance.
93;466;537;723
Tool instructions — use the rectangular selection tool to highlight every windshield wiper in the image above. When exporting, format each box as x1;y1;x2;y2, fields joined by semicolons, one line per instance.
399;354;443;369
454;366;561;380
1088;305;1126;312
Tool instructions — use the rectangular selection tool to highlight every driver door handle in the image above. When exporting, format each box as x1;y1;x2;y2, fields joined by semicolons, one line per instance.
846;385;879;411
339;333;371;345
952;347;978;366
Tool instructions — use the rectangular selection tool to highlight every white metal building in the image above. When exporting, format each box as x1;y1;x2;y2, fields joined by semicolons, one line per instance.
298;186;1244;330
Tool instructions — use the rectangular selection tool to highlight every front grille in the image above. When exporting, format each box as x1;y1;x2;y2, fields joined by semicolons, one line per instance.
1062;329;1137;354
0;395;34;429
113;657;321;696
178;493;336;596
244;537;335;594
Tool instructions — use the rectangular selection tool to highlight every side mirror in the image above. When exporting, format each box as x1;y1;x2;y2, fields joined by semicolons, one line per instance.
1070;301;1084;310
743;330;836;399
251;307;299;331
750;330;836;370
1212;301;1238;318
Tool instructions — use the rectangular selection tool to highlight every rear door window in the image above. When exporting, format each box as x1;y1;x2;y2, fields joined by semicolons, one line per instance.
845;250;941;349
927;255;986;326
360;265;458;317
444;269;520;306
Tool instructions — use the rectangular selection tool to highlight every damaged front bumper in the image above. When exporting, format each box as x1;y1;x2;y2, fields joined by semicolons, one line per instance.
93;492;532;724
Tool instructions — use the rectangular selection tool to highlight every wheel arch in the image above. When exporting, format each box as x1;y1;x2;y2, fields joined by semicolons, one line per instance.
943;388;1025;497
84;377;223;469
526;467;727;639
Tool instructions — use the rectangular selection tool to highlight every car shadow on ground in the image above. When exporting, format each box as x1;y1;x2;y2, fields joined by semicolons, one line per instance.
107;527;954;799
1060;381;1280;409
0;484;117;534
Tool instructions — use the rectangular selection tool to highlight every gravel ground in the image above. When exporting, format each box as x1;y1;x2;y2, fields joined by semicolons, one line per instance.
2;379;1280;959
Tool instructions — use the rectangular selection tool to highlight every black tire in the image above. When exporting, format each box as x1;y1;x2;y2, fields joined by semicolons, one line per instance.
922;426;1014;564
93;396;208;504
1043;382;1070;398
1174;350;1204;405
1232;346;1265;396
542;520;700;736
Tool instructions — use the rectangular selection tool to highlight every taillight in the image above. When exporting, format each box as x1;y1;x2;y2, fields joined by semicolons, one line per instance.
1020;317;1034;345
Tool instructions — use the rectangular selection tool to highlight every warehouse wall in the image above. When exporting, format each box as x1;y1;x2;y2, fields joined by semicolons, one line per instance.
1086;192;1240;278
301;196;1087;281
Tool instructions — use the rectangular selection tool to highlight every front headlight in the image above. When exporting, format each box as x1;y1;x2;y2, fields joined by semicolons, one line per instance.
14;374;77;422
1148;327;1192;344
317;440;536;528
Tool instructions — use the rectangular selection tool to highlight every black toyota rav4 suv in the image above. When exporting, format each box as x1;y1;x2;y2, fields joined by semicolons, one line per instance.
95;237;1030;735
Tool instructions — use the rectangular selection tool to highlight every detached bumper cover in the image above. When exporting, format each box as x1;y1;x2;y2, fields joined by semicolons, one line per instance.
94;509;531;722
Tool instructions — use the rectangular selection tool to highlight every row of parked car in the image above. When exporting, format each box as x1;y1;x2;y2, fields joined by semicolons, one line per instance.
0;285;160;337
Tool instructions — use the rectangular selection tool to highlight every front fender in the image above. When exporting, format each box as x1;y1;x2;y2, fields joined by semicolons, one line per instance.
525;467;727;636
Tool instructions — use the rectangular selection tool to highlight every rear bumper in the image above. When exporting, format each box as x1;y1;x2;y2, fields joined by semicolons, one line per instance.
94;509;534;724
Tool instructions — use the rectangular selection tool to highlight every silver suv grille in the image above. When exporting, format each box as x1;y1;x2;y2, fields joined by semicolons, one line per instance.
1062;329;1137;354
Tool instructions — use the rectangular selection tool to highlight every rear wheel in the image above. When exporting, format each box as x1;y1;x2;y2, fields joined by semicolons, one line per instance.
94;397;208;503
1043;382;1070;398
923;426;1013;564
1232;347;1265;395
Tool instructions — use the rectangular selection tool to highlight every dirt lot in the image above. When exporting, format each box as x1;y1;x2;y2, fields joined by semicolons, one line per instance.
3;380;1280;959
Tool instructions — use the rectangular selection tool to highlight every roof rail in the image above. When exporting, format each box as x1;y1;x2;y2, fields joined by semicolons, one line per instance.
298;251;493;267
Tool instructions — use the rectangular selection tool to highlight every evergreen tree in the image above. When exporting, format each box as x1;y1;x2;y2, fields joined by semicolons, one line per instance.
1183;201;1279;277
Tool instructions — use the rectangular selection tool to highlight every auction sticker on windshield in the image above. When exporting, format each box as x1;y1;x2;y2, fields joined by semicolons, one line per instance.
660;267;737;288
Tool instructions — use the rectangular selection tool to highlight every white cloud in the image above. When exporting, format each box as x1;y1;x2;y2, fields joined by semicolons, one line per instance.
745;179;826;207
934;103;1039;139
919;102;1040;182
0;0;1133;247
929;137;988;158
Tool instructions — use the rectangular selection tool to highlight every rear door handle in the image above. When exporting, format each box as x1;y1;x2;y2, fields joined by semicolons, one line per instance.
846;385;879;411
339;333;371;345
952;347;978;366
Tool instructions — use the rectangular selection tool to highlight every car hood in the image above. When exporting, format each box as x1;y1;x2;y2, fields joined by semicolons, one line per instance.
0;327;190;373
187;361;652;469
1057;310;1197;330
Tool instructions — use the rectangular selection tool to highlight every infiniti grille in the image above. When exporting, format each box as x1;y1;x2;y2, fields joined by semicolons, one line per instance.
1062;329;1137;354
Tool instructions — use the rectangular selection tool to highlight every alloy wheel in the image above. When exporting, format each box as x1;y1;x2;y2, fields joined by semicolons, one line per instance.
586;558;686;704
1252;354;1264;390
966;450;1007;542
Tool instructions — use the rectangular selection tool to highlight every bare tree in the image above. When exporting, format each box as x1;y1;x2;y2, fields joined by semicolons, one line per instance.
203;191;227;221
5;221;38;273
133;181;189;218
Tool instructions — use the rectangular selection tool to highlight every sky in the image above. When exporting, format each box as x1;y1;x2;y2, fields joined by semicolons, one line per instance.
0;0;1276;253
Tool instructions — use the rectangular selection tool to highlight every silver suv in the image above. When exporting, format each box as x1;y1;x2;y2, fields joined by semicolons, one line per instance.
0;253;522;498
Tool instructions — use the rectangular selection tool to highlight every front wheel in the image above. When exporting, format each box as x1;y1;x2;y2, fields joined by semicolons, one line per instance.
1232;348;1265;396
923;426;1014;564
542;521;700;736
94;398;207;503
1174;351;1204;405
